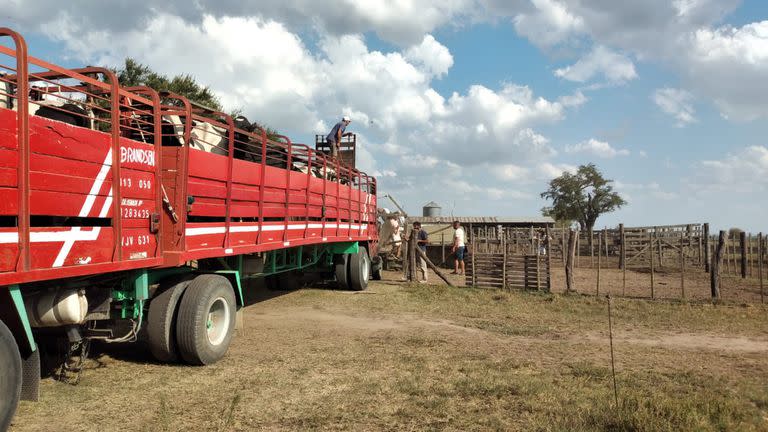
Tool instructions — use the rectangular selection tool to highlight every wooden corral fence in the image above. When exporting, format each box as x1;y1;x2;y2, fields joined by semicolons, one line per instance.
465;225;551;291
553;223;766;303
546;223;709;270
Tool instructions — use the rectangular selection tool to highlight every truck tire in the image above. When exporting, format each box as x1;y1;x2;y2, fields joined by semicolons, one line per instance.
175;275;237;366
349;248;371;291
0;320;22;431
334;254;349;290
147;276;193;363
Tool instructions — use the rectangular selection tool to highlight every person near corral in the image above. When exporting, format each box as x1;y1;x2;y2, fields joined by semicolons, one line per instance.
452;220;466;275
326;115;352;158
390;215;402;258
413;221;429;283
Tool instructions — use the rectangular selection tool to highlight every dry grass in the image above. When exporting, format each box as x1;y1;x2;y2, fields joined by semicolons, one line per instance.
10;273;768;431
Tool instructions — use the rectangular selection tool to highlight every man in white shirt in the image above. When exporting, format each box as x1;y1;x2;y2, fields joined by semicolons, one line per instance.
452;220;467;275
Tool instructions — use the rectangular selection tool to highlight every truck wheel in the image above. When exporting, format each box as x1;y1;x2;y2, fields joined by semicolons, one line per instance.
334;254;349;290
371;255;383;280
147;276;193;363
176;275;237;366
0;320;22;431
349;248;371;291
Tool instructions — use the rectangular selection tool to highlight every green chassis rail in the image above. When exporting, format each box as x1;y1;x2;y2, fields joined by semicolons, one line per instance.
5;241;361;351
113;241;360;321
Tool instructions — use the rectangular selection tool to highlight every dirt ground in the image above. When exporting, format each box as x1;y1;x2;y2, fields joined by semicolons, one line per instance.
10;272;768;431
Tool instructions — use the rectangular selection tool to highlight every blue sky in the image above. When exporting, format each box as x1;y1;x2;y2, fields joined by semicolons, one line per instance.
3;0;768;231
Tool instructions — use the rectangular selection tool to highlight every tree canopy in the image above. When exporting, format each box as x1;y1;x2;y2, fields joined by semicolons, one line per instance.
540;163;626;233
116;58;222;110
115;58;282;138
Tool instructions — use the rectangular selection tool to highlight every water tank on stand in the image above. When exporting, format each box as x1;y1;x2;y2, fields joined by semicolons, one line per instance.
423;201;441;218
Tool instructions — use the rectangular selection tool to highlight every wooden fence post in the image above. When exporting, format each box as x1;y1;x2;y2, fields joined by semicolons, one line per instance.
545;226;552;292
408;229;417;282
566;230;576;293
502;235;507;291
740;231;747;279
704;223;710;273
596;230;602;296
590;229;594;268
680;231;685;300
618;223;625;270
402;229;409;281
576;230;581;268
468;223;475;286
711;231;725;300
655;227;662;269
649;231;655;299
441;232;445;265
758;232;764;303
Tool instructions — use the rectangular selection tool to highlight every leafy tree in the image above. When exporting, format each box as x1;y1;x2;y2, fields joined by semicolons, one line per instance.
540;164;626;244
115;58;282;139
116;58;222;110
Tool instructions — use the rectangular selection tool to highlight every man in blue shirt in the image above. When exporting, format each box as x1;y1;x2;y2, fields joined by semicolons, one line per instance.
326;115;351;158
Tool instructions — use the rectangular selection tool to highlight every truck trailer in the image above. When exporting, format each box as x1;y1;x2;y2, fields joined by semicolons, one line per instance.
0;27;381;429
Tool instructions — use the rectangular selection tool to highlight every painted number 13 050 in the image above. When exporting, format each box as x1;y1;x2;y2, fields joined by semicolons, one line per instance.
120;178;152;189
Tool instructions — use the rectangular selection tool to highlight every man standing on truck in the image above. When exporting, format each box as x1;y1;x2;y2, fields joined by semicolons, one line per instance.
452;220;466;275
326;115;352;158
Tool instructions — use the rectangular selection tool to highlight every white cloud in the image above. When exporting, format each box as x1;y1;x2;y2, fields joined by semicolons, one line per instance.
404;34;454;77
683;21;768;121
696;146;768;191
537;162;577;179
565;139;629;158
492;164;530;181
8;0;479;46
513;0;585;48
652;88;697;127
554;46;637;84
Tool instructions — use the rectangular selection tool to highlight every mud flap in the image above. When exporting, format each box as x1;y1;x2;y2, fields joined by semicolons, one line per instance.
20;349;39;402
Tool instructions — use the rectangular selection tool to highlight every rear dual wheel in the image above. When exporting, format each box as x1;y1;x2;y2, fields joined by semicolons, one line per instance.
0;319;22;431
147;276;194;363
335;247;371;291
176;275;237;366
349;248;371;291
146;274;237;366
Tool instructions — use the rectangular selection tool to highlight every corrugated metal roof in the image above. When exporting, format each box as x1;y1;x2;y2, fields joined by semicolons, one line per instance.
423;201;441;208
410;216;555;224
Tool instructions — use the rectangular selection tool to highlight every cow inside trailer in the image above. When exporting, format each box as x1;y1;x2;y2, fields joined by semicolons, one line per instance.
0;27;379;427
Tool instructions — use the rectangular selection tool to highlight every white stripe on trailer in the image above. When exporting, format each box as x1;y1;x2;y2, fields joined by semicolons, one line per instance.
53;149;113;268
184;223;369;237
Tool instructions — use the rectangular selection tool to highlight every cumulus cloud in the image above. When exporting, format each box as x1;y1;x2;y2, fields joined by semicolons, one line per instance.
5;0;479;46
652;88;697;127
404;34;454;77
683;21;768;121
554;46;637;84
565;139;629;158
537;162;577;179
513;0;585;48
695;146;768;191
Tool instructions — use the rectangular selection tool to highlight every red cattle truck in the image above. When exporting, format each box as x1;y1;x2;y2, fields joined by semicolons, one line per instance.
0;27;382;428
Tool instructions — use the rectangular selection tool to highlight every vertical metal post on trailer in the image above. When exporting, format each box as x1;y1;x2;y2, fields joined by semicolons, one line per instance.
126;86;163;257
102;68;123;262
1;29;30;271
321;156;327;240
304;147;313;240
282;136;293;243
222;114;235;250
256;129;267;245
336;159;341;239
